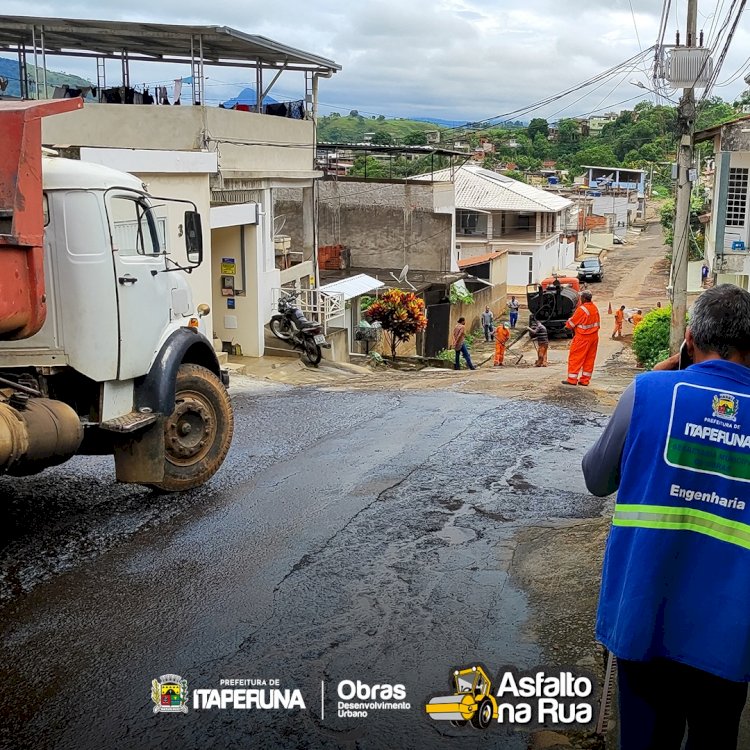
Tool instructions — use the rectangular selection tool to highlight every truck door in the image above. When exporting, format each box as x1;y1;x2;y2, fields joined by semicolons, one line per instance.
108;192;170;380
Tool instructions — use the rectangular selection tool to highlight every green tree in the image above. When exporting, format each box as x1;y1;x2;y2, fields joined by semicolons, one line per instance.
632;307;671;369
571;145;618;170
403;130;428;145
696;96;738;130
532;133;552;159
558;119;581;147
527;118;549;141
350;155;389;178
371;130;394;145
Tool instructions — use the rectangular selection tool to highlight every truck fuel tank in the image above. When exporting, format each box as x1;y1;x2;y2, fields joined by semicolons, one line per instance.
0;397;83;476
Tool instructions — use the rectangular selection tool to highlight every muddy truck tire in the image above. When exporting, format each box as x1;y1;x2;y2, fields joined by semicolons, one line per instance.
149;363;233;492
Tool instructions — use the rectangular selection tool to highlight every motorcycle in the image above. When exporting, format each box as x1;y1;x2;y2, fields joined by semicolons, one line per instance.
269;291;328;366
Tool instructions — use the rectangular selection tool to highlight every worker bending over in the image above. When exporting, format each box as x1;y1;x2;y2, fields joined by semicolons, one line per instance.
494;323;510;366
563;291;600;386
628;309;643;327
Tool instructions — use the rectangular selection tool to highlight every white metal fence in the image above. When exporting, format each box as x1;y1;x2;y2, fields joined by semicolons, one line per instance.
270;288;345;334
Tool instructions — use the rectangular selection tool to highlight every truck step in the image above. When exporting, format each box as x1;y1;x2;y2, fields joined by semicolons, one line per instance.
100;411;158;433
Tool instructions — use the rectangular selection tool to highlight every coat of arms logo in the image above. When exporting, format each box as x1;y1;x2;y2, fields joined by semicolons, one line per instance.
712;393;739;422
152;674;189;714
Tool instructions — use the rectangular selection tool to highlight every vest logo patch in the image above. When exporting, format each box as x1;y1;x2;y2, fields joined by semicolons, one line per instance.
713;393;739;422
664;383;750;484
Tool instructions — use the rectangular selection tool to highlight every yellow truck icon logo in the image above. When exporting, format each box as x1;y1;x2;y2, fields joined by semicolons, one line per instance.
425;665;498;730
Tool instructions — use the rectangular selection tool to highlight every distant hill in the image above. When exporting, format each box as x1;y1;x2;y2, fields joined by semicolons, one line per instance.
0;56;94;99
318;114;455;145
407;116;470;128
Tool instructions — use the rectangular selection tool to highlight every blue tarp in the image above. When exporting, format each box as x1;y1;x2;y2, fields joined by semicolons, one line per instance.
221;87;278;108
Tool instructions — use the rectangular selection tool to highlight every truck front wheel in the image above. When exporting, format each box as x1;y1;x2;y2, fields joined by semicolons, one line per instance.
150;363;233;492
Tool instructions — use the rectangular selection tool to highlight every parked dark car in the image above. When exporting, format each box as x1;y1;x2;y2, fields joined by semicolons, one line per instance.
577;258;604;282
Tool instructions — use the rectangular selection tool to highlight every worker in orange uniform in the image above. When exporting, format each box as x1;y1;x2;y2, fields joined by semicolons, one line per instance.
628;309;643;327
612;305;625;339
494;323;510;366
563;290;600;386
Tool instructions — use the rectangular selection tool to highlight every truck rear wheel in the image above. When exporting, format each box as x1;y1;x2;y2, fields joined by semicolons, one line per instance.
149;363;233;492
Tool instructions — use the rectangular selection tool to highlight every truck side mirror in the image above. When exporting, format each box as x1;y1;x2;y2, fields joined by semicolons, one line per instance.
184;211;203;266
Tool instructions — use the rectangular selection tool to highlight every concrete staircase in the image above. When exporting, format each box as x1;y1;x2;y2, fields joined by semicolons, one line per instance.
263;326;299;358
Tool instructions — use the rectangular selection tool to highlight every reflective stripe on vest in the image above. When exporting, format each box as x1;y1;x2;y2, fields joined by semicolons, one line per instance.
578;322;600;329
613;503;750;551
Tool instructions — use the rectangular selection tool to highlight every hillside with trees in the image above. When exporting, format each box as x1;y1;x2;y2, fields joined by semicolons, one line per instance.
318;96;744;186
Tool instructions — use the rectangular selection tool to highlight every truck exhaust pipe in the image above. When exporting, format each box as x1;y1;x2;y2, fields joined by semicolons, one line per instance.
0;398;83;476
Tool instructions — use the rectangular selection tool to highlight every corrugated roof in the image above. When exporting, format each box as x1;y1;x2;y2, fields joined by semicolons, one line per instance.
414;165;572;213
457;251;503;268
319;273;384;301
0;16;341;72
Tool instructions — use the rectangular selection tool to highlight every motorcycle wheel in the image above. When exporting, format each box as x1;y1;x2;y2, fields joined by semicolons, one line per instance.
270;316;293;341
303;337;322;366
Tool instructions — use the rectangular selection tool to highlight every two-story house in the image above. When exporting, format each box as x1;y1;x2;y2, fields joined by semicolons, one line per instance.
415;165;574;289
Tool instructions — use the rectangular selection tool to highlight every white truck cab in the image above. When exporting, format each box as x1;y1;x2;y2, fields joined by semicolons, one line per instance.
0;100;232;491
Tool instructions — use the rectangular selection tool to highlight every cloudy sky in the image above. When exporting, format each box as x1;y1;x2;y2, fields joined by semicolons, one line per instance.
3;1;749;122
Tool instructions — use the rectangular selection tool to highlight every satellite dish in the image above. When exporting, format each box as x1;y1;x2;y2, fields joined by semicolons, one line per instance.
390;264;416;290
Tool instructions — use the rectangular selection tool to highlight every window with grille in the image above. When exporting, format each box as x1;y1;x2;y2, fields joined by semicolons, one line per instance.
726;167;749;227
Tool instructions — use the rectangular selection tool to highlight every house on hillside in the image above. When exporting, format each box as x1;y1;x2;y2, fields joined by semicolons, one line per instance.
583;165;646;192
5;15;341;358
695;114;750;289
414;165;575;288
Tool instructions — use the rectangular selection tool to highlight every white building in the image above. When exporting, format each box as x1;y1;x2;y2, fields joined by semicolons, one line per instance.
696;115;750;289
2;15;340;357
415;165;574;288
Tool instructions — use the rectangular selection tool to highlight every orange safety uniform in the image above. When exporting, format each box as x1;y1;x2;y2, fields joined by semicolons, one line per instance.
612;308;624;338
494;326;510;366
565;302;600;385
630;313;643;327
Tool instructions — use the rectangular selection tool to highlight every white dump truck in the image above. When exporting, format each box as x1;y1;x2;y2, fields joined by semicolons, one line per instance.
0;98;233;491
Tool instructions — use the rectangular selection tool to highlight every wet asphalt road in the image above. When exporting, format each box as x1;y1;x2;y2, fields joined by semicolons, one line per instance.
0;379;606;750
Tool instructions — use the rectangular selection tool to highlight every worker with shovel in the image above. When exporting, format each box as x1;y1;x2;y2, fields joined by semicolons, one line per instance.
528;320;549;366
493;323;510;366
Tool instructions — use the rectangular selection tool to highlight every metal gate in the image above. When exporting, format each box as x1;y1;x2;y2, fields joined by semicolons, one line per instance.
424;302;451;358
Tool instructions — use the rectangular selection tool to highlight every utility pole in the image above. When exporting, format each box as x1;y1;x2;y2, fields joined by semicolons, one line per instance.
669;0;698;354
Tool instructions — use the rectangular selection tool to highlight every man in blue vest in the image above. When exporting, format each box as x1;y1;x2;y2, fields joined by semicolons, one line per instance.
583;284;750;750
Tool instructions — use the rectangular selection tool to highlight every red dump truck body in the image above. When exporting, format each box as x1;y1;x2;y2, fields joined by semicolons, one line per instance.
0;98;83;340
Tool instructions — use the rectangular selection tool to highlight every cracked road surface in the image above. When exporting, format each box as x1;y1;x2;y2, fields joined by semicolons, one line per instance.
0;381;605;750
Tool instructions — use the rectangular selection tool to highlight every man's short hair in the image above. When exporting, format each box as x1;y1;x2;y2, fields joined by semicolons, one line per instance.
457;317;465;324
690;284;750;359
581;291;593;302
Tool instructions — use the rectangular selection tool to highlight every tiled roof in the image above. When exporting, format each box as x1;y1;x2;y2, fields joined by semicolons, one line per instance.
457;251;503;268
414;164;572;213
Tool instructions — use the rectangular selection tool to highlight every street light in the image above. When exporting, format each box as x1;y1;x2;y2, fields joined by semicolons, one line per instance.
629;80;679;104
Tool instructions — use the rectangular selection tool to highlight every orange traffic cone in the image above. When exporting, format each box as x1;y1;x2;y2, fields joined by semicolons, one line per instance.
608;302;612;314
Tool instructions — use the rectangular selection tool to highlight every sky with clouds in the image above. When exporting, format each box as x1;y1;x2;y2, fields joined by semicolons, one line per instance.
3;1;749;122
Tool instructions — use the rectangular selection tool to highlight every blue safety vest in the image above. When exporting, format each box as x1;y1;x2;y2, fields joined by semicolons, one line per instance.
597;359;750;681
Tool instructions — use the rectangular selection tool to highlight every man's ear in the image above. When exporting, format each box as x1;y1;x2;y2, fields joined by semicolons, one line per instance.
685;327;696;358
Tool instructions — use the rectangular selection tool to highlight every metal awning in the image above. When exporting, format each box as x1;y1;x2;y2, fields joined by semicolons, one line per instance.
0;16;340;72
319;274;385;301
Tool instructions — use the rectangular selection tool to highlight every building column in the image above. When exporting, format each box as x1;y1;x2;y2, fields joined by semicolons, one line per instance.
486;212;494;240
536;212;542;240
302;185;315;287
